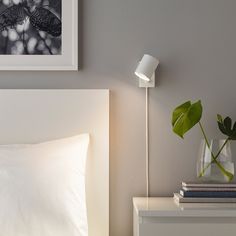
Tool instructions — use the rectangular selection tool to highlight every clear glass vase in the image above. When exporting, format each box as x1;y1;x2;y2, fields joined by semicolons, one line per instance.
197;139;235;183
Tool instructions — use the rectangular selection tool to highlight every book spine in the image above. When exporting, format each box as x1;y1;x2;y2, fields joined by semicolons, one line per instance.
180;190;236;198
183;187;236;192
182;182;236;188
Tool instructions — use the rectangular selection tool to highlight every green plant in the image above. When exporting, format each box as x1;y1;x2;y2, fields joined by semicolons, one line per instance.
172;100;235;181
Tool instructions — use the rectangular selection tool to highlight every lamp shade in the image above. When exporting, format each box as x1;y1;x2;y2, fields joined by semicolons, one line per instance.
135;54;159;81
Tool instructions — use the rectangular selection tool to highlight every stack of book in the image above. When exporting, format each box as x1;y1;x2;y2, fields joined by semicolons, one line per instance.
174;182;236;203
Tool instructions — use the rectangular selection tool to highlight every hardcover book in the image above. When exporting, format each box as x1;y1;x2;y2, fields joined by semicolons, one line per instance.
183;186;236;192
180;190;236;198
182;182;236;188
174;193;236;203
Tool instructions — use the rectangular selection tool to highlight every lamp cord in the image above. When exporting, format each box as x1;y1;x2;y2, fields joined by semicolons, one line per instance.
145;87;149;198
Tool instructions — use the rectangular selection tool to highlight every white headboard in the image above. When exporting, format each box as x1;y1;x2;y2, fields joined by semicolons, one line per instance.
0;89;109;236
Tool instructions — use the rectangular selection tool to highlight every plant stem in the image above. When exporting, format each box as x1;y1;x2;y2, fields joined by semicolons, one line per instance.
199;122;215;160
36;31;53;55
198;136;227;169
22;21;29;55
198;123;233;181
199;138;230;174
215;138;230;159
4;30;9;54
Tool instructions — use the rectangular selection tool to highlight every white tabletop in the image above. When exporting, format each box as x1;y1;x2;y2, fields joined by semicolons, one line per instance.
133;197;236;217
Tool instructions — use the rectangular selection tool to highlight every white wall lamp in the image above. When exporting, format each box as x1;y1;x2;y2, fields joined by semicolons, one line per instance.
134;54;159;197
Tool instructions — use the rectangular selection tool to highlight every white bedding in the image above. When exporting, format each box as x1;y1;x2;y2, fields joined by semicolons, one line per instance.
0;134;89;236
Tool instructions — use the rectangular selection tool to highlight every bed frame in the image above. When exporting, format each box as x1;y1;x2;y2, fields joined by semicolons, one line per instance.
0;89;109;236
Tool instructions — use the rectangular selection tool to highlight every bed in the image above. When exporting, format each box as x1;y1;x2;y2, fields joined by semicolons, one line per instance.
0;89;109;236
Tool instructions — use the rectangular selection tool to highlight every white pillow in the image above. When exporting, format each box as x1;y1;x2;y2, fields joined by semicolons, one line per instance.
0;134;89;236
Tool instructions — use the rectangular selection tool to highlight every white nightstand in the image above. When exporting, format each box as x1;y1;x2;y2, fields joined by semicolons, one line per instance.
133;197;236;236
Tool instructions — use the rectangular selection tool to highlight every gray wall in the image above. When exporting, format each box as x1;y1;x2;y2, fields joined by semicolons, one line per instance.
1;0;236;235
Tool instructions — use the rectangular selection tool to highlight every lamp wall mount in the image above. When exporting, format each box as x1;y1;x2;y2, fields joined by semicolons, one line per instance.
139;74;155;88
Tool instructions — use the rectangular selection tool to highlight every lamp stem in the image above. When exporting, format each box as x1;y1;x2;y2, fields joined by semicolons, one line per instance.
145;87;149;197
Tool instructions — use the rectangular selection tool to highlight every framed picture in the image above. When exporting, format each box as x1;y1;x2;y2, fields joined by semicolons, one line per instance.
0;0;78;70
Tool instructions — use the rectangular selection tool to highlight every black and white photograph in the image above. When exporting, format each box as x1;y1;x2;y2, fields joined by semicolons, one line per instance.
0;0;61;55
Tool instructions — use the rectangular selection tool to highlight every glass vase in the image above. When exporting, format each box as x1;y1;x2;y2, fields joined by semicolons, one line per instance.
197;139;234;183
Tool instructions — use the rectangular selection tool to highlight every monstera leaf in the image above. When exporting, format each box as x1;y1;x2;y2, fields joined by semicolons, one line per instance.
217;114;236;140
172;100;203;138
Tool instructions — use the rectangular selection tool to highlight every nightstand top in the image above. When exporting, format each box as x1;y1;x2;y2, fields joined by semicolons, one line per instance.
133;197;236;217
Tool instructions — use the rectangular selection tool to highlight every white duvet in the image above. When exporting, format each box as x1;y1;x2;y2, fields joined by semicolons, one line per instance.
0;134;89;236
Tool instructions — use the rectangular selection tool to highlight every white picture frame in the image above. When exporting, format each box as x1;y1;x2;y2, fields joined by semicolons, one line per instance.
0;0;78;71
